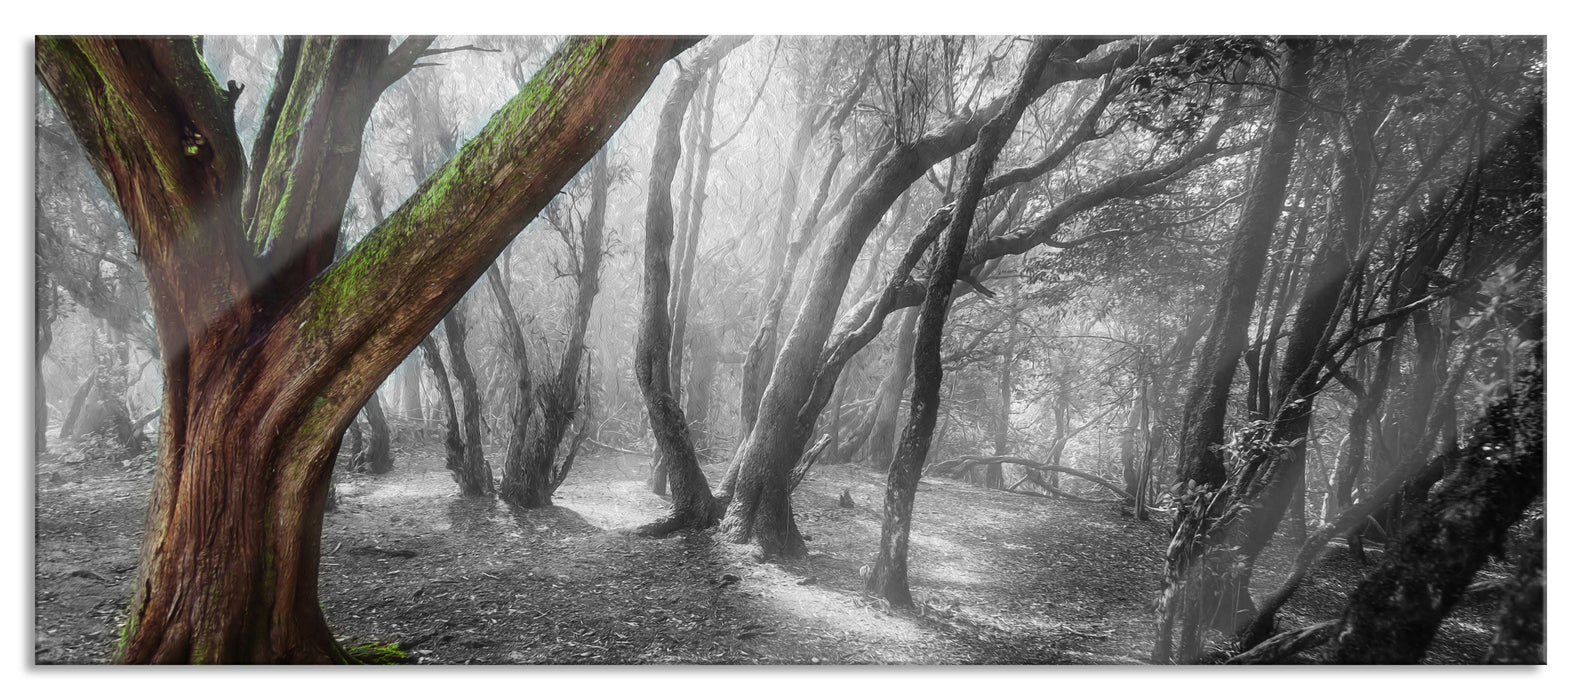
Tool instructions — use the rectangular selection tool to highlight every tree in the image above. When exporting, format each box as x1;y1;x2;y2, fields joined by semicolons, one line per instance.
722;37;1132;556
864;37;1058;606
634;36;748;535
37;35;688;663
495;151;611;508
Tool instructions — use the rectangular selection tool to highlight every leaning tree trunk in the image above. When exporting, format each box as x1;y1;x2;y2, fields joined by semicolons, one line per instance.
419;336;467;482
1156;40;1315;665
443;308;493;497
39;36;679;663
633;36;745;535
864;37;1057;606
1174;41;1314;491
1327;364;1543;663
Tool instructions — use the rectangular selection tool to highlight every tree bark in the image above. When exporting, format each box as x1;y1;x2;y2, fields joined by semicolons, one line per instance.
499;151;610;508
487;261;537;505
1156;40;1316;664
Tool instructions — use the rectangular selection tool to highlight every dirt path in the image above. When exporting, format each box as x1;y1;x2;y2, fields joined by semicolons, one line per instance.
34;439;1503;664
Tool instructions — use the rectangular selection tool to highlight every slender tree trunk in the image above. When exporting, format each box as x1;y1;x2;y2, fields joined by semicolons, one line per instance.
443;308;493;496
865;306;918;468
501;151;610;508
1175;42;1315;491
36;278;56;455
739;95;824;437
1156;40;1316;664
358;393;393;474
634;37;745;534
669;67;721;437
989;268;1020;490
724;38;1121;556
402;353;423;420
684;330;719;451
864;38;1057;605
487;261;538;506
420;336;467;483
59;369;97;442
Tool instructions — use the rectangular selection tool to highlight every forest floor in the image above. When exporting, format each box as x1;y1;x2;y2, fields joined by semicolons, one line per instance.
35;433;1507;665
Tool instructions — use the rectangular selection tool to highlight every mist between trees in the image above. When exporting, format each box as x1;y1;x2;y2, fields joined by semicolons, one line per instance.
34;35;1543;665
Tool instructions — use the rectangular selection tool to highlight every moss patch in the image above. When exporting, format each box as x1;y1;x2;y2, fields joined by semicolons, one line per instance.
345;641;410;665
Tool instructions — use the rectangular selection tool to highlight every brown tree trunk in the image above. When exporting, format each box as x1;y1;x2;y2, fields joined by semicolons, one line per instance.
864;38;1056;605
39;36;681;663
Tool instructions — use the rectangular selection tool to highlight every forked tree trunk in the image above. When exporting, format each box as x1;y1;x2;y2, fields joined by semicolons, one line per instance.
443;308;493;496
39;36;679;663
725;40;1175;556
487;261;538;506
634;36;745;535
499;151;610;508
864;37;1055;606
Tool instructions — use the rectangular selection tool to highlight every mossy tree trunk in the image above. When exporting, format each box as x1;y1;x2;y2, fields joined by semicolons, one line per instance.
1327;365;1543;663
37;35;684;663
